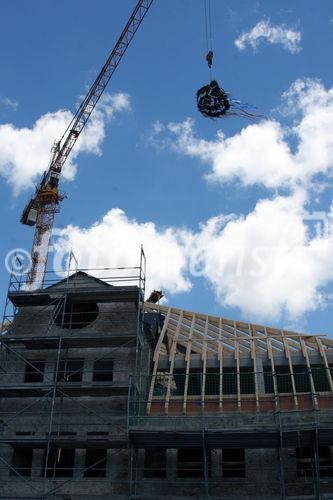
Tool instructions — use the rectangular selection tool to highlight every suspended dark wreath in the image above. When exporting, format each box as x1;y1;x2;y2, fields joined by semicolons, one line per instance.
196;78;264;120
197;0;265;121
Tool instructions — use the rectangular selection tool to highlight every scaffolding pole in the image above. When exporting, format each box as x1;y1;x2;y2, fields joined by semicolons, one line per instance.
0;256;146;497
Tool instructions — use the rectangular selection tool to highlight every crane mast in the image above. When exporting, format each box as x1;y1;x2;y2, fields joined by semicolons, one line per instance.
21;0;154;289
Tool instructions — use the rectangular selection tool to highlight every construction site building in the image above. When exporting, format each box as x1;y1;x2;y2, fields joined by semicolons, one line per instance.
1;260;333;499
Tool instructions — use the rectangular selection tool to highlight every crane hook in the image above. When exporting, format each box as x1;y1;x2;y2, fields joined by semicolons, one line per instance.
206;50;213;69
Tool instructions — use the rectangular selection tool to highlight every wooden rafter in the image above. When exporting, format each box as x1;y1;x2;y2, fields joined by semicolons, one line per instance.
144;302;333;413
144;303;331;357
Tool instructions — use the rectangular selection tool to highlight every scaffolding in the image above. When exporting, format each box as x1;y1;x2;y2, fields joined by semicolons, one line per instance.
127;378;333;498
2;261;333;498
126;304;333;499
0;250;146;499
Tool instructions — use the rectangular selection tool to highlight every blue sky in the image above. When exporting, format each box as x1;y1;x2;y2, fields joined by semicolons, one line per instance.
1;0;333;335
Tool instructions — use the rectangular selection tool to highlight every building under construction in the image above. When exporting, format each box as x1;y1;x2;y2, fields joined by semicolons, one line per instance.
1;256;333;499
3;0;332;497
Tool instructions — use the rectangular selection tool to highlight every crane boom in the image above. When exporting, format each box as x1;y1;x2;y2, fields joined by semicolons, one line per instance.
21;0;154;289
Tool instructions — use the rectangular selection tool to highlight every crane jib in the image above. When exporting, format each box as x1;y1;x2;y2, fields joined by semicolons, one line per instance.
52;0;154;175
21;0;154;288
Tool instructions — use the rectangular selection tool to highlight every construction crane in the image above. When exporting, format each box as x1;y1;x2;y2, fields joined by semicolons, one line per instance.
21;0;154;290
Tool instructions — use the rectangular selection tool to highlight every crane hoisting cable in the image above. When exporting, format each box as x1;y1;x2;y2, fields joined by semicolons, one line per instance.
197;0;264;121
21;0;154;289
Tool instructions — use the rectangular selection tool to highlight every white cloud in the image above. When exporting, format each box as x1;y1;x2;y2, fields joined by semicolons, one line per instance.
190;191;333;321
53;208;193;295
0;92;130;194
136;77;333;322
51;193;333;323
0;96;18;111
153;79;333;191
166;118;297;189
235;19;301;54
